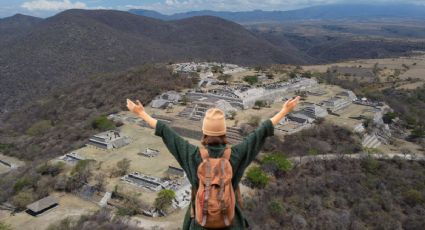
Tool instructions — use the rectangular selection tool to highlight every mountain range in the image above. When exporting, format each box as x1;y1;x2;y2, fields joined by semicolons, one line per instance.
0;9;305;115
129;4;425;23
2;5;425;116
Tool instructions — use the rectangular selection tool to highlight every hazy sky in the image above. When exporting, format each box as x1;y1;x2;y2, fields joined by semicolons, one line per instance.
1;0;424;18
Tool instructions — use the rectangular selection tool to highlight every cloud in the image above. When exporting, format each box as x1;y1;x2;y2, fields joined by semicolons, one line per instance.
21;0;87;11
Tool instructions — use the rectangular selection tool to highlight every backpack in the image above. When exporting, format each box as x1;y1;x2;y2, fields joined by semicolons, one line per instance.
192;146;237;228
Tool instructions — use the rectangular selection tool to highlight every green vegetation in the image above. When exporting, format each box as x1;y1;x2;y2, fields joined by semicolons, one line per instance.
211;65;224;74
254;66;264;72
301;71;312;78
254;100;267;108
245;159;425;229
116;194;144;216
37;162;65;177
26;120;53;136
66;160;94;192
269;122;362;157
91;115;116;131
289;71;297;78
111;158;131;177
0;221;12;230
13;177;32;193
268;199;283;216
248;115;261;127
361;155;379;174
243;75;258;85
411;126;425;139
246;166;269;189
154;189;176;211
0;143;12;153
261;153;293;175
404;189;425;206
12;189;35;211
383;112;397;124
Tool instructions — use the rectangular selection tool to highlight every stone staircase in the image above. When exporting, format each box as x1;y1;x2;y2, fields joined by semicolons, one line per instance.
362;134;382;149
227;127;243;145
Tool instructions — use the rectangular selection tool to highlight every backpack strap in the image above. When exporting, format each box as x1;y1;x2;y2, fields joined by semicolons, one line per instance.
201;158;212;226
223;147;231;160
199;146;209;160
236;185;244;209
219;158;230;226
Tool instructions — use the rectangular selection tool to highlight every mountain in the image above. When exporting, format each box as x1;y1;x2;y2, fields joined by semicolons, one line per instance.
0;9;305;115
0;14;42;44
129;4;425;23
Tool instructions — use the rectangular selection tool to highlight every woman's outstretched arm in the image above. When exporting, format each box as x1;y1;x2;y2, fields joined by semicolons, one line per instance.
270;96;300;126
126;98;197;178
231;96;301;172
126;99;157;128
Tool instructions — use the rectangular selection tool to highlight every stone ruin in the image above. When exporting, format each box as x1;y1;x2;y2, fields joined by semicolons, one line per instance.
139;148;160;157
178;97;237;121
151;91;181;109
0;158;16;169
58;152;85;165
121;172;170;192
186;77;318;109
299;105;328;119
88;130;130;150
320;96;352;112
167;165;185;178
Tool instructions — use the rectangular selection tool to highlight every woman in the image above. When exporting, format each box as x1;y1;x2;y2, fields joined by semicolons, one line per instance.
126;96;300;229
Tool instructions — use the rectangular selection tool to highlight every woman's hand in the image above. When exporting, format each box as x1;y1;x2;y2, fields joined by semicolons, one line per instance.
126;98;157;128
282;96;300;114
126;98;144;116
270;96;300;126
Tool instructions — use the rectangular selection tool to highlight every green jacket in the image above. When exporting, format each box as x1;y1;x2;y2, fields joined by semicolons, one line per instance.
155;119;274;230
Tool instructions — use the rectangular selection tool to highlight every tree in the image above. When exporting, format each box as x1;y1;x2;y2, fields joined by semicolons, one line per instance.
217;74;232;84
113;158;131;177
37;162;65;177
117;194;144;216
12;189;35;211
289;71;297;79
243;75;258;85
154;189;176;212
302;71;312;78
211;65;223;74
383;112;397;124
180;95;189;106
94;173;106;192
254;66;264;72
66;160;94;192
91;116;116;131
26;120;53;136
411;126;425;139
255;100;267;108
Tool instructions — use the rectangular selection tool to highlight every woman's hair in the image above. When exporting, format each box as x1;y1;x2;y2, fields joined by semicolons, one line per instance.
201;135;228;146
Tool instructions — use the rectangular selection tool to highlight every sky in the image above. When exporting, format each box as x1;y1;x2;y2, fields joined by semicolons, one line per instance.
1;0;425;18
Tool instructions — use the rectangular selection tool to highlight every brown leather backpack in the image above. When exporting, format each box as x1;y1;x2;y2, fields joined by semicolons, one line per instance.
192;147;236;228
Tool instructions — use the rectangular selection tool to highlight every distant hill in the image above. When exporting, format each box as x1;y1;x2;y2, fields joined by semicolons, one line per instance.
0;14;42;44
0;9;305;114
129;4;425;23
